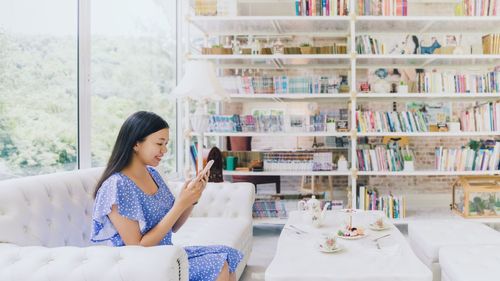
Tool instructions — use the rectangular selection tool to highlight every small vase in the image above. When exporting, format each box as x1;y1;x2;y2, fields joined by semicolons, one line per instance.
403;161;414;172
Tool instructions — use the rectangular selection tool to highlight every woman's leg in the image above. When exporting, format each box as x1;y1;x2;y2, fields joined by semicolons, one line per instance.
216;261;230;281
229;272;236;281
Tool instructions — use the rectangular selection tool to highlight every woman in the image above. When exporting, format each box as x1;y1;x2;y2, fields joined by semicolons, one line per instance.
91;111;242;281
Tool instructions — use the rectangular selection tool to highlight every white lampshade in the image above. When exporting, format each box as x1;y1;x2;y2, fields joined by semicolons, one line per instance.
172;60;228;101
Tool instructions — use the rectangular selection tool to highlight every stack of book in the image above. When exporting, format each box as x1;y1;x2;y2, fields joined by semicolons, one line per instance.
357;186;406;219
357;0;408;16
356;145;412;171
219;75;344;95
253;200;287;218
294;0;350;16
416;70;500;93
356;110;429;133
482;34;500;54
460;101;500;132
356;36;384;54
435;141;500;171
457;0;498;16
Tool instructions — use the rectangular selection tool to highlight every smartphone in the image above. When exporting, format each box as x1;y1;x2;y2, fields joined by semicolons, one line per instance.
197;160;214;180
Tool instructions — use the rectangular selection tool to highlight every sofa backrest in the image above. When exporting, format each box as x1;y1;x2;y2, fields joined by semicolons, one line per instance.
0;168;103;247
0;168;255;248
168;181;255;220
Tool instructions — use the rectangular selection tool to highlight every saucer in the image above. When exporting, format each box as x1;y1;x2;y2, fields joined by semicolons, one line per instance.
318;243;344;253
369;223;391;231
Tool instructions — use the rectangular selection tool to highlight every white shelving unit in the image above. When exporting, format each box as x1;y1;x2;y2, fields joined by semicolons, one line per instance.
184;3;500;220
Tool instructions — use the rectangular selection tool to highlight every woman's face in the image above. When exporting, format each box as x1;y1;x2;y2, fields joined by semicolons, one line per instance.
134;128;169;167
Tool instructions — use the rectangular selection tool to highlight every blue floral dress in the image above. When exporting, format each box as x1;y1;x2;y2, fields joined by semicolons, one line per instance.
91;167;243;281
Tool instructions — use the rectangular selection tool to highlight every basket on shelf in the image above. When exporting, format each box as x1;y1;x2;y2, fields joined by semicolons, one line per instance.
452;176;500;218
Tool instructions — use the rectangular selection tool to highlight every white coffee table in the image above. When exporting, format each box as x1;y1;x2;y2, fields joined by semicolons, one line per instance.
265;210;432;281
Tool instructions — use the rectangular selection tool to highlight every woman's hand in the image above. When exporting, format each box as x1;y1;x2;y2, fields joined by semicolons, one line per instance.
177;179;203;208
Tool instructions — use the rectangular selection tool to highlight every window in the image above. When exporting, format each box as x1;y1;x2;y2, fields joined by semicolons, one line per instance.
0;0;78;179
90;0;177;174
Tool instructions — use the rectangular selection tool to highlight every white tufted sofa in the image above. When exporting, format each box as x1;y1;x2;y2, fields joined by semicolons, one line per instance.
0;168;255;281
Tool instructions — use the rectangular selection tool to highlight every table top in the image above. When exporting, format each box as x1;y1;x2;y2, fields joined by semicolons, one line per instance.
265;210;432;281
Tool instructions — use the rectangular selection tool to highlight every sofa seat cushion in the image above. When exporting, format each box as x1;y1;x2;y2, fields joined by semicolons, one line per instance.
439;244;500;281
172;218;251;253
409;220;500;267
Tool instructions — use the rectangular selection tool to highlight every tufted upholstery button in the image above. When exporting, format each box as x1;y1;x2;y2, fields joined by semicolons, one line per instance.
225;197;230;202
46;219;52;227
84;209;89;216
64;239;68;246
23;225;28;233
67;215;72;222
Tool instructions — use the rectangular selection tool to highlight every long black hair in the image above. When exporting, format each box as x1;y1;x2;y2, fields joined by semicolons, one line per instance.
94;111;169;198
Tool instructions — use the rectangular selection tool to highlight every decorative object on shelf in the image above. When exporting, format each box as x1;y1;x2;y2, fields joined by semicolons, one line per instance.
337;155;348;171
207;147;223;182
339;75;349;93
250;37;261;55
398;81;408;93
402;35;420;54
194;0;217;16
231;38;241;54
372;68;391;93
225;155;237;171
299;43;314;54
359;81;370;93
420;37;442;54
298;195;330;228
272;38;284;55
452;176;500;218
336;120;349;132
403;155;414;172
326;117;336;132
447;116;461;132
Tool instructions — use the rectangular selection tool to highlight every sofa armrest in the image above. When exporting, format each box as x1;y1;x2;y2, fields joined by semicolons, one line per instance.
0;243;188;281
168;181;255;220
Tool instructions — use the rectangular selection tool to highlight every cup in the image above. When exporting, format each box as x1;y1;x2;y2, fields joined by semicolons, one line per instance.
318;234;337;251
226;156;236;171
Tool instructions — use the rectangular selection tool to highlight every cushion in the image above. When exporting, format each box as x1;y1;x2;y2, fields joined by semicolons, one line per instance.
439;244;500;281
172;218;252;253
409;220;500;267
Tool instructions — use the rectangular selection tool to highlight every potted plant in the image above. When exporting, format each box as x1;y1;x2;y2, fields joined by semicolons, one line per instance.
398;81;408;93
209;44;232;55
300;43;314;54
495;198;500;215
402;147;414;172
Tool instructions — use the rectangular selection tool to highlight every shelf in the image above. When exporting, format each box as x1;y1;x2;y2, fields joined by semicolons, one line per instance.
356;16;500;34
357;131;500;137
358;170;500;176
188;16;500;35
356;54;500;68
200;132;351;137
188;54;351;69
229;93;351;101
188;16;351;36
357;93;500;100
224;170;351;176
253;217;288;225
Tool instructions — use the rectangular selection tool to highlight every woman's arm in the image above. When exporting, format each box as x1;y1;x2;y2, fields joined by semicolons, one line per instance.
172;205;193;233
108;180;203;247
172;172;209;233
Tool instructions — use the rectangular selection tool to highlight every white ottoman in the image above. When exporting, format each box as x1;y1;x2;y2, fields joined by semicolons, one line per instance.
408;220;500;281
439;244;500;281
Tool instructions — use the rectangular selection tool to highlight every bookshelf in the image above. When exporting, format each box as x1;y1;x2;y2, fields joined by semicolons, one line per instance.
183;1;500;220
